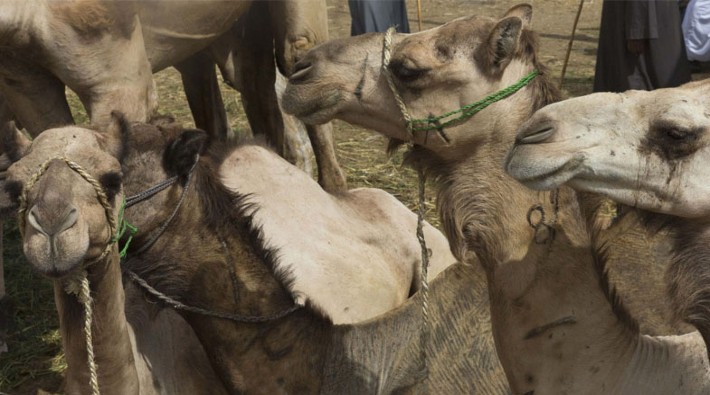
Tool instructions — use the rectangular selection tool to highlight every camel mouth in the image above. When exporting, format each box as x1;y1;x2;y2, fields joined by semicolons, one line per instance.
282;86;343;124
289;61;313;84
506;148;584;191
516;126;555;144
23;228;91;279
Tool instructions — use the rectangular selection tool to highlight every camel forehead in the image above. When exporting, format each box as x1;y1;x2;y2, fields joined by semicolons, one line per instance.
20;126;119;176
32;127;103;154
613;90;708;128
395;16;492;55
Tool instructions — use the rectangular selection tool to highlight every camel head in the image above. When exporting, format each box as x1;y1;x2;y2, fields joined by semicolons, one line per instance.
284;4;555;158
506;79;710;218
2;117;125;278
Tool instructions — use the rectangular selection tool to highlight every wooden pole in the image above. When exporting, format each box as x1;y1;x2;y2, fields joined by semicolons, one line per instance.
560;0;585;89
417;0;423;31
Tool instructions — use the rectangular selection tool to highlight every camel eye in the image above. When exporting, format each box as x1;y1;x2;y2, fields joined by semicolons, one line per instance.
100;172;122;202
390;60;429;83
665;128;693;141
4;180;22;203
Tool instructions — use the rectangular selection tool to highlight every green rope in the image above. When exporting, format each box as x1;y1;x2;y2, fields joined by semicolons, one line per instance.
113;199;138;259
407;70;539;132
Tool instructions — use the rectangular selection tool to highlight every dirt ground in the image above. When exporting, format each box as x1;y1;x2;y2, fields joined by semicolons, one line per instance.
0;1;654;393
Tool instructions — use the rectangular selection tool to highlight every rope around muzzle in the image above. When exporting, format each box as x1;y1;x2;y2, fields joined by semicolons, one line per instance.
19;156;121;395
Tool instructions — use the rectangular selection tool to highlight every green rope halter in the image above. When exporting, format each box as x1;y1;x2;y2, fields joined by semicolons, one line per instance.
408;70;539;132
113;199;138;259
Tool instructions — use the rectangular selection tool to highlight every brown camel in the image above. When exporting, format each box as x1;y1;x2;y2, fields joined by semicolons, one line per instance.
283;5;710;393
505;78;710;357
2;117;507;393
0;121;226;394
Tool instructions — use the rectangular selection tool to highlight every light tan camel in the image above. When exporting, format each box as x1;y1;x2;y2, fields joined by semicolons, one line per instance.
0;122;226;394
283;5;710;393
220;144;456;323
2;118;507;393
0;0;345;191
505;78;710;357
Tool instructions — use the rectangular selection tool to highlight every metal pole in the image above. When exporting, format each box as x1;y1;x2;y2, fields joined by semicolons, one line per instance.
560;0;585;89
417;0;423;31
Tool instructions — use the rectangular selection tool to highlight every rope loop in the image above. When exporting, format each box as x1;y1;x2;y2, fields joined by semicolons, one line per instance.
526;190;560;245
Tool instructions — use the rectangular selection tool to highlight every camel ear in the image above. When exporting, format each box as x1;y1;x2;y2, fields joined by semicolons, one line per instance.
478;16;523;72
163;129;208;177
504;4;532;28
100;111;130;161
1;121;31;166
0;121;29;217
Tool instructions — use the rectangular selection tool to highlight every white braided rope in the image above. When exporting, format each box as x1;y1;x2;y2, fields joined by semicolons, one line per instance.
382;26;431;383
64;272;100;395
382;27;414;136
20;156;118;395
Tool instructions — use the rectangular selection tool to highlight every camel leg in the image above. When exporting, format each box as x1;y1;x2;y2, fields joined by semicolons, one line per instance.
233;2;287;158
305;123;348;193
175;50;232;141
268;0;346;192
273;72;314;177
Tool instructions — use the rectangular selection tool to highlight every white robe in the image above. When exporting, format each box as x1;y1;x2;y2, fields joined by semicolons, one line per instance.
683;0;710;61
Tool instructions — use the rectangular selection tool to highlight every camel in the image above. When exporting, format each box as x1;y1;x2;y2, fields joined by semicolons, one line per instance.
0;0;345;190
505;78;710;356
283;5;710;393
2;117;506;393
0;122;227;394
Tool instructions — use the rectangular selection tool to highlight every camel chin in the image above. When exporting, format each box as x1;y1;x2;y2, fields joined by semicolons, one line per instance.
23;229;90;278
505;146;583;191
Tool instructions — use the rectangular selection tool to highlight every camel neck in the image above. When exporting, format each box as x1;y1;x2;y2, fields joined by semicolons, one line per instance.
55;252;139;395
440;146;638;393
134;202;332;393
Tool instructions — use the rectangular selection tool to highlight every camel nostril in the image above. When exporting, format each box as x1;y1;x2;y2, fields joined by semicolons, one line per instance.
290;61;313;83
60;207;78;233
28;206;48;236
517;126;555;145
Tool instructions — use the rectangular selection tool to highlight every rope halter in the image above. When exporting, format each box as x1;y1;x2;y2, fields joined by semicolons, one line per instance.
18;156;123;395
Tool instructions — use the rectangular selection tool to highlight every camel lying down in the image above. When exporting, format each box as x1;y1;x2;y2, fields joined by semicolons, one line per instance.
2;117;506;393
505;78;710;358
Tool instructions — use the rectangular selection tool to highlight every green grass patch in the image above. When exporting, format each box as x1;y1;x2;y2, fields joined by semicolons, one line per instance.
0;220;64;394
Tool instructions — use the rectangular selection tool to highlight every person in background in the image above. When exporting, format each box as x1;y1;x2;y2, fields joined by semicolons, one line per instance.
682;0;710;63
349;0;410;36
594;0;691;92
